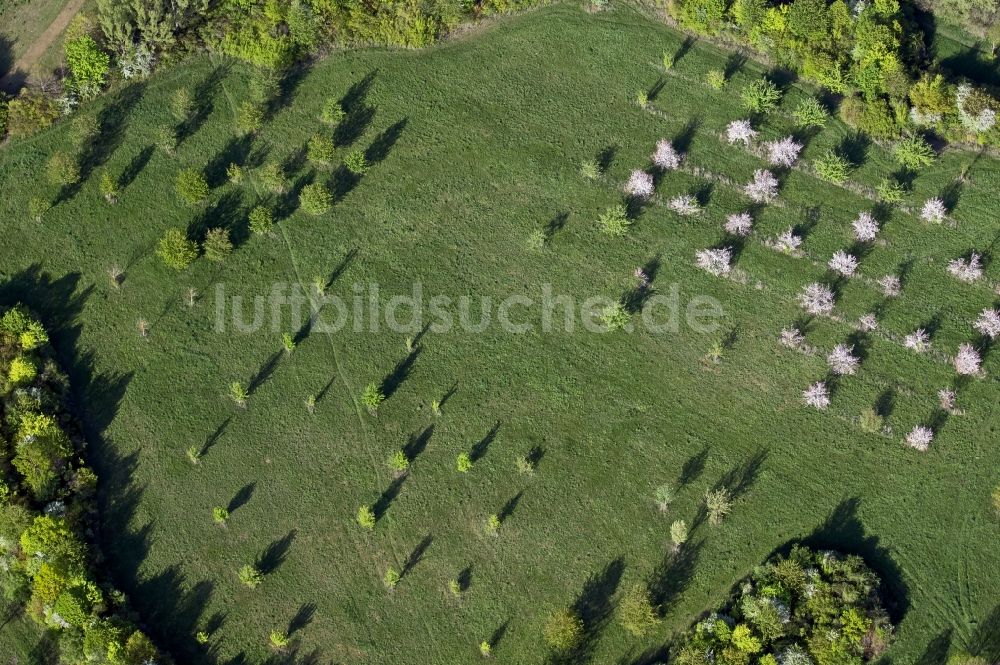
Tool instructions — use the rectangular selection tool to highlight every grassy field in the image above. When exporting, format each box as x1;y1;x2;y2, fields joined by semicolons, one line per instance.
1;3;999;663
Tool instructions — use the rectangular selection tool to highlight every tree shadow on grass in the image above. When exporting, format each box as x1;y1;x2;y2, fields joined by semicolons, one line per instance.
673;117;700;154
257;531;296;575
334;71;377;147
401;534;433;577
381;347;420;400
403;425;434;463
802;497;909;623
548;558;625;665
970;603;1000;661
206;134;257;188
470;420;500;462
365;118;408;165
227;482;255;513
178;66;228;145
373;475;407;521
119;145;155;191
617;645;671;665
597;144;617;173
915;630;952;665
679;445;709;488
648;539;701;614
287;602;317;636
498;491;523;524
248;351;283;395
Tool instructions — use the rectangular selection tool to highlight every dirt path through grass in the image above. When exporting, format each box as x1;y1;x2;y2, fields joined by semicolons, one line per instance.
0;0;84;91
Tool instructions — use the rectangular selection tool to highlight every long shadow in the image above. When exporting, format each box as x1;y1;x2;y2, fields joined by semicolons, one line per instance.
551;558;625;664
227;482;256;513
334;71;378;147
545;211;569;240
179;66;227;143
272;59;314;116
401;534;433;577
915;629;951;665
648;539;701;613
457;565;473;591
678;445;709;487
802;497;910;622
257;530;297;575
970;603;1000;661
403;424;434;462
365;118;408;165
489;620;510;652
673;36;696;64
248;351;283;394
373;475;406;520
673;117;700;154
380;347;420;399
596;144;617;173
206;134;256;188
288;602;316;635
498;491;523;523
189;190;246;246
119;145;155;190
326;248;358;287
438;381;458;409
469;420;500;462
838;131;870;168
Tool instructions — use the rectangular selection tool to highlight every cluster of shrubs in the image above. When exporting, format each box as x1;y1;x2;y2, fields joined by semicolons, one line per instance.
0;306;168;664
672;545;893;665
664;0;1000;147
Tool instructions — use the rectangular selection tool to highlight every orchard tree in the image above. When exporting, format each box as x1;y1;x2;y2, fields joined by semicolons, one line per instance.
156;229;198;270
543;609;583;652
299;183;333;215
176;169;209;205
47;152;80;186
618;585;659;636
202;228;233;262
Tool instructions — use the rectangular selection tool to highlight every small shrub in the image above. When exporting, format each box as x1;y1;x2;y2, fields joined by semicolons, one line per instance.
383;567;400;589
170;87;194;122
269;630;289;649
706;69;726;89
814;151;852;184
47;152;80;186
175;169;209;205
486;513;501;533
238;564;262;588
456;452;472;473
320;99;345;125
156;229;198;270
249;206;275;235
227;163;245;184
893;135;936;170
597;204;631;236
258;163;288;194
99;171;120;203
307;134;335;165
526;228;547;251
28;197;51;223
515;453;535;475
479;641;492;657
5;90;60;138
357;504;376;529
859;408;884;434
705;487;732;525
202;228;233;262
877;177;905;203
543;609;583;651
229;381;249;407
212;506;229;524
654;483;674;512
282;332;296;354
600;302;631;331
618;585;659;637
361;383;385;413
840;95;899;139
670;519;688;548
388;450;409;473
992;485;1000;516
792;97;828;128
448;579;462;596
299;183;333;215
344;150;369;175
579;159;600;180
741;79;782;114
236;101;264;134
636;90;649;108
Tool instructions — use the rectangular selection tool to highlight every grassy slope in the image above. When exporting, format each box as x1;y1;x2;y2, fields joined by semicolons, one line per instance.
1;4;999;663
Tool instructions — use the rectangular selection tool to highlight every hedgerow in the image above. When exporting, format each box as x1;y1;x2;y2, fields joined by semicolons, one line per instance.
0;306;169;664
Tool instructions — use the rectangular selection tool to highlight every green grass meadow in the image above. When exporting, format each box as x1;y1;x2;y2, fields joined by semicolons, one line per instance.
1;4;999;663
